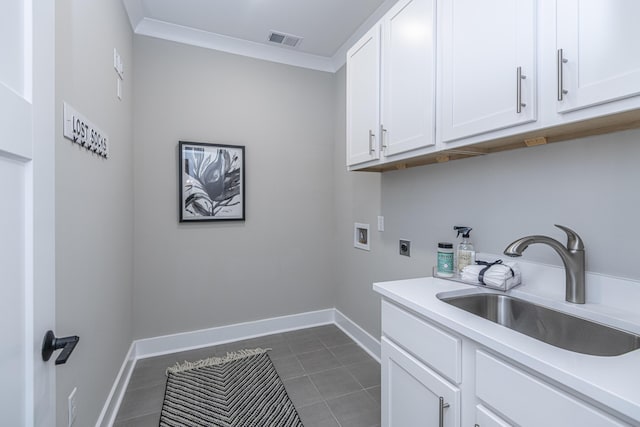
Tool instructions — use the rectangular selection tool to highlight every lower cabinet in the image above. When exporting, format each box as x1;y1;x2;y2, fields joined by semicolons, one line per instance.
381;298;634;427
475;350;628;427
475;404;511;427
381;337;460;427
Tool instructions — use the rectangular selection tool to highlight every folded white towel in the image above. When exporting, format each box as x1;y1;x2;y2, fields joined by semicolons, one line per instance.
461;261;521;291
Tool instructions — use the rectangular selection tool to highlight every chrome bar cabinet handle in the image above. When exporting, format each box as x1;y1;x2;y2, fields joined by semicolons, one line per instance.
368;129;375;154
516;66;527;113
439;396;450;427
557;48;569;101
380;125;387;149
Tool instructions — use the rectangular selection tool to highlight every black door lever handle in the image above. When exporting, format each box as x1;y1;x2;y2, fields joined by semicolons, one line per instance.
42;330;80;365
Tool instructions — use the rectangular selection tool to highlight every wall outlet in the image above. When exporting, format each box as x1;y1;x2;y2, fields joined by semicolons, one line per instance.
68;387;78;427
377;216;384;231
399;240;410;257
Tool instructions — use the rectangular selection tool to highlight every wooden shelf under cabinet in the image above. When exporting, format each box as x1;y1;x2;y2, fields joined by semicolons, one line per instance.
357;109;640;172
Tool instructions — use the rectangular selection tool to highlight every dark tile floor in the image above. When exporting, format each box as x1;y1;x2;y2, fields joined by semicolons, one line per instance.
113;325;381;426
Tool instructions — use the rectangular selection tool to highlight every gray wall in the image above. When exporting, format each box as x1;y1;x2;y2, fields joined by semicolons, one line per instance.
55;1;134;425
132;36;337;340
333;59;640;338
133;58;640;345
332;67;392;339
381;128;640;279
51;18;640;422
333;66;438;339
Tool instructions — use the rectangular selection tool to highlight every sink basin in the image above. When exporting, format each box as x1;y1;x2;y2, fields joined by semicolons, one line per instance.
438;292;640;356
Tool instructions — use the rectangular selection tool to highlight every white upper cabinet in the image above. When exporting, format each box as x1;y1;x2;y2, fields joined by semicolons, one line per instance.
347;26;381;166
347;0;436;168
555;0;640;113
381;0;436;156
346;0;640;170
440;0;537;142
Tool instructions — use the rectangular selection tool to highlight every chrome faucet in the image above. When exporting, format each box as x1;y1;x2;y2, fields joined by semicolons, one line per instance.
503;225;585;304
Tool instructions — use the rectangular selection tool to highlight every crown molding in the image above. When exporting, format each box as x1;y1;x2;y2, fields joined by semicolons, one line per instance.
135;18;337;73
330;0;399;72
122;0;144;31
123;0;400;73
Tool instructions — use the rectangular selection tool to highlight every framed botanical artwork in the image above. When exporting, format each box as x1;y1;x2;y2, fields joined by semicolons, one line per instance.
179;141;245;222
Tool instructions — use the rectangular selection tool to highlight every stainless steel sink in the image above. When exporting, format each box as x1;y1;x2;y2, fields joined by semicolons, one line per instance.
438;293;640;356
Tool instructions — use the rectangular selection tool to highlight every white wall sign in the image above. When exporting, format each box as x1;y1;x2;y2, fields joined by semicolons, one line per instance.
63;102;109;158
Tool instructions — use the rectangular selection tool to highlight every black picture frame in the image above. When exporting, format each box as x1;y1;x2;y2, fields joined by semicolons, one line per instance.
179;141;245;222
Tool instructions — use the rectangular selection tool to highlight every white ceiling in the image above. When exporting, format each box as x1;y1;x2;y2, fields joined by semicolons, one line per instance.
123;0;396;72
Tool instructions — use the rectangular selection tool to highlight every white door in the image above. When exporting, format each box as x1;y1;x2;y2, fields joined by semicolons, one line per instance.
381;0;436;157
346;25;381;166
556;0;640;113
381;338;460;427
0;0;56;425
441;0;536;142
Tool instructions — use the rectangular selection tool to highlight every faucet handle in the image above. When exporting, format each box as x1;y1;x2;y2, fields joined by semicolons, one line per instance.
554;224;584;251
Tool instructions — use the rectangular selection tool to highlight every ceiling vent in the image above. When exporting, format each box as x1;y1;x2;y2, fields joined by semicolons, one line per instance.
268;31;303;48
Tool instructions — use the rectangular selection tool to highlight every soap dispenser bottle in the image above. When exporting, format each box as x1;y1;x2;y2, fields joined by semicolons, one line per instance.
454;226;475;273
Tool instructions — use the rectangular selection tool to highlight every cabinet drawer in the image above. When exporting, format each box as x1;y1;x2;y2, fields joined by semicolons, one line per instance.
476;350;628;426
382;300;461;383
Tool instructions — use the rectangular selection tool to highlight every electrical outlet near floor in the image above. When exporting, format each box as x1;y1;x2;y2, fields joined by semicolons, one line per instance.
68;387;78;427
399;239;411;257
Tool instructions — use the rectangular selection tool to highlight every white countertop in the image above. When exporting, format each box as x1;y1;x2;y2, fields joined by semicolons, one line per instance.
373;273;640;423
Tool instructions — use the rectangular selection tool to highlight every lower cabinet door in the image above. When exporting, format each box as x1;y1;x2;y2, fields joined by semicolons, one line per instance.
476;404;512;427
381;337;460;427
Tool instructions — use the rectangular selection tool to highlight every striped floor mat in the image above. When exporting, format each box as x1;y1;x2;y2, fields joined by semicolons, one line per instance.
160;348;303;427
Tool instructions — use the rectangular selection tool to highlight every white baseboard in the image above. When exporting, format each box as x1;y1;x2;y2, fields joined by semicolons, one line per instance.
334;309;381;362
95;342;136;427
98;308;381;426
134;308;335;359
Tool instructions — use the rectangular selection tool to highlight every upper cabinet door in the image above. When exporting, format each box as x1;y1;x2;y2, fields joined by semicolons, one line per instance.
441;0;537;143
347;26;381;166
556;0;640;113
381;0;436;156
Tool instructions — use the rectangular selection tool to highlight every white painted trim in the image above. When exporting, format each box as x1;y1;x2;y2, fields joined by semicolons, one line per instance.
121;0;144;32
0;83;33;159
330;0;400;72
134;308;335;359
334;309;382;362
95;343;137;427
122;0;402;73
32;1;56;425
135;18;336;73
99;308;381;425
122;0;400;73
